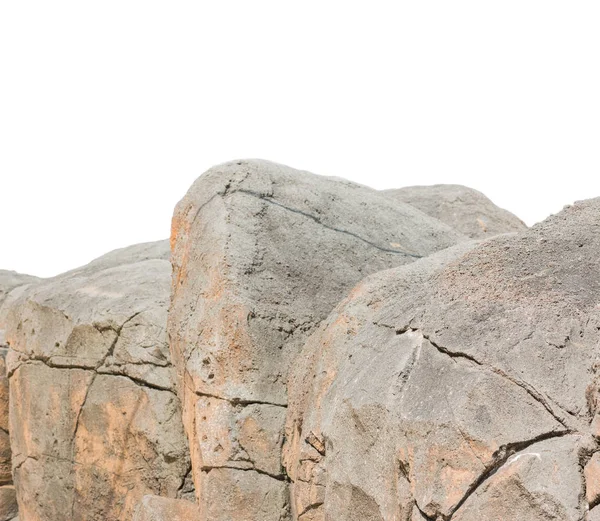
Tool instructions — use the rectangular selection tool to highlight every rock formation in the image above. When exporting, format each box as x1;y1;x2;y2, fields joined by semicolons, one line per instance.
384;184;526;239
168;160;474;520
2;159;596;521
3;242;192;521
284;198;600;520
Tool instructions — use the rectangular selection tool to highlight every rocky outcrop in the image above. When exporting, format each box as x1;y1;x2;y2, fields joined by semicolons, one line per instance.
284;198;600;520
8;158;599;521
168;160;469;521
133;495;200;521
3;242;192;521
384;184;526;239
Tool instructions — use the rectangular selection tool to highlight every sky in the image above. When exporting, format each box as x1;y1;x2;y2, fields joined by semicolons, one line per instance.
1;2;599;278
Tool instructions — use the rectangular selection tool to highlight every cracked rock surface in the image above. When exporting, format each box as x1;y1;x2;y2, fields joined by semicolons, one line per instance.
384;184;527;239
3;241;192;521
168;159;470;521
0;271;38;521
284;198;600;521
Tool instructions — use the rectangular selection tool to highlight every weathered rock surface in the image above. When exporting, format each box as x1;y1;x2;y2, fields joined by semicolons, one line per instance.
0;272;39;313
0;486;18;521
3;241;192;521
0;272;38;521
384;184;526;239
133;495;200;521
285;198;600;520
169;160;468;520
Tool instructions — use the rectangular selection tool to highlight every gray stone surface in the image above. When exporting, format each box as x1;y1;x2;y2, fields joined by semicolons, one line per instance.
3;241;192;521
133;495;200;521
285;199;600;520
384;184;526;239
169;159;468;521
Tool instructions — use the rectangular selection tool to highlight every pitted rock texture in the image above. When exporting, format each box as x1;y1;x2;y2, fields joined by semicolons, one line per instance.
169;160;468;521
284;199;600;521
3;241;192;521
133;495;201;521
384;184;526;239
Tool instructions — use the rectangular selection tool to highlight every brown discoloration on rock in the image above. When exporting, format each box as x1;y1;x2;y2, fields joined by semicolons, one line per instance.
169;160;467;519
4;242;192;521
585;452;600;508
0;486;18;521
286;199;600;521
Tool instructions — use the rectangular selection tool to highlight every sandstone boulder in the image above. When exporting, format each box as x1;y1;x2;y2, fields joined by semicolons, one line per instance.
384;184;526;239
133;495;200;521
3;241;192;521
285;198;600;520
169;160;468;520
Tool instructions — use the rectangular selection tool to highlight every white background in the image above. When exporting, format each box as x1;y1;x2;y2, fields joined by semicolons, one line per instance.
1;2;599;277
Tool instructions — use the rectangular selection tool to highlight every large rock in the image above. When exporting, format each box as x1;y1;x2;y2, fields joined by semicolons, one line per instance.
133;495;200;521
384;184;526;239
3;241;192;521
284;198;600;520
169;160;468;520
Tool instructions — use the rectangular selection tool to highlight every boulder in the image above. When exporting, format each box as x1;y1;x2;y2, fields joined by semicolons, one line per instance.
169;160;468;520
133;495;200;521
384;184;526;239
284;198;600;520
3;241;192;521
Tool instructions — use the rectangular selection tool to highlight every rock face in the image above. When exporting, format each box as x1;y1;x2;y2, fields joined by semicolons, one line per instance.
168;160;468;520
133;495;201;521
0;272;39;521
384;184;526;239
3;242;192;521
284;198;600;521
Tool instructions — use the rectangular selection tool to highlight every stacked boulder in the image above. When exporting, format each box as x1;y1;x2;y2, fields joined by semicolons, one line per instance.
168;160;528;520
284;198;600;520
3;159;598;521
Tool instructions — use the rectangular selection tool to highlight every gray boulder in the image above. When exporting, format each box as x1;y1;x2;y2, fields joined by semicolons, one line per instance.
384;184;526;239
3;241;192;521
168;159;468;521
284;198;600;520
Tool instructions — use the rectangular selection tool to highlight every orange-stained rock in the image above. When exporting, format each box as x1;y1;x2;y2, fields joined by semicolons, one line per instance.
285;199;600;520
133;495;200;521
169;160;469;520
4;242;192;521
585;452;600;508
